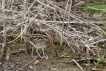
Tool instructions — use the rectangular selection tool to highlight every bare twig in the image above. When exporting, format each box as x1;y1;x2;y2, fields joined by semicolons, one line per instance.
0;0;7;59
72;59;85;71
16;56;38;71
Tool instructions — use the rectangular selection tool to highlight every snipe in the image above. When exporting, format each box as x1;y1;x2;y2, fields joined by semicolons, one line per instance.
25;34;53;59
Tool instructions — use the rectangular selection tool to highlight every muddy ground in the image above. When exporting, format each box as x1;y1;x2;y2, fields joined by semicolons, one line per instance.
0;42;106;71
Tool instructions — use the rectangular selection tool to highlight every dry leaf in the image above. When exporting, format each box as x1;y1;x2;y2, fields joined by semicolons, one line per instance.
92;14;102;20
92;67;103;71
65;4;70;10
6;48;10;61
34;60;39;65
18;4;24;7
74;43;80;50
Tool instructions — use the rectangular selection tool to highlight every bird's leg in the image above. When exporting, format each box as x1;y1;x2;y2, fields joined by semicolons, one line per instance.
36;48;43;58
42;48;48;60
44;52;48;60
42;48;45;56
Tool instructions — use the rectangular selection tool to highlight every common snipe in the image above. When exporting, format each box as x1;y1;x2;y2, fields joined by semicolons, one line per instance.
25;34;53;59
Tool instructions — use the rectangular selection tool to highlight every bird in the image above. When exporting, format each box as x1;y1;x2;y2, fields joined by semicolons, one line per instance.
28;38;48;59
25;34;51;60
